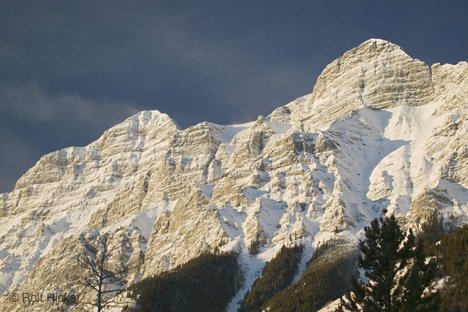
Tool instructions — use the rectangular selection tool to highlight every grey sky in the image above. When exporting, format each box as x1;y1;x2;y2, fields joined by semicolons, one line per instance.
1;0;467;192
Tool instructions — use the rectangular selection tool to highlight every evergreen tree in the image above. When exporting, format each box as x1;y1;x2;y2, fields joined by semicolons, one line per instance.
337;215;439;312
439;225;468;311
418;212;446;257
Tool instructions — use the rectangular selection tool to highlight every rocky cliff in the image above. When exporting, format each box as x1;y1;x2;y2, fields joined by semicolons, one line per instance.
0;39;466;311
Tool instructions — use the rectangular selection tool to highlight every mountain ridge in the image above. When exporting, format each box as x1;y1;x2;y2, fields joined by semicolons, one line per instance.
0;38;466;311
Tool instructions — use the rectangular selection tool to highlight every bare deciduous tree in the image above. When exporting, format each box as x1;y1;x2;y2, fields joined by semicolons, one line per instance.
76;232;133;312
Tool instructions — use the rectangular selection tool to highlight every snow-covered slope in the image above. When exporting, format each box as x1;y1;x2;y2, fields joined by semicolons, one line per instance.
0;39;467;311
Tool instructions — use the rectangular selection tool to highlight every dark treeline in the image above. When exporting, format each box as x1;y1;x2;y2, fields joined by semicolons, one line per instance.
129;252;242;312
263;239;358;312
239;244;303;312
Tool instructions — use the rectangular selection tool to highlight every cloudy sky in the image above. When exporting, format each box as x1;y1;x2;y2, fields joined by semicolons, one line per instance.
1;0;467;193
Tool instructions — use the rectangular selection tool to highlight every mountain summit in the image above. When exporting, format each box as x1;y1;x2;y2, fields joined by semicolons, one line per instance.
1;39;467;311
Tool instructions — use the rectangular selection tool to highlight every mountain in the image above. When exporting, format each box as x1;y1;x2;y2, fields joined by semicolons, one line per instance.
0;39;467;311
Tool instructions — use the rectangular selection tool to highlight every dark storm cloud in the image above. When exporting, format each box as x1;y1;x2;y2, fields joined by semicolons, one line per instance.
1;0;467;192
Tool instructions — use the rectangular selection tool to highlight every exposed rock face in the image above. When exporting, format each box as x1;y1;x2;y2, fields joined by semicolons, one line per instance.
312;39;433;108
0;39;466;311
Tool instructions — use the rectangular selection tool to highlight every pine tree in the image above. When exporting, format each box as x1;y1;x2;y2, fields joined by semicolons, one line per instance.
337;215;439;312
439;225;468;311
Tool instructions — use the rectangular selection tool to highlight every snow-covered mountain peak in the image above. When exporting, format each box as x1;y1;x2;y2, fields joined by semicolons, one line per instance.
0;39;466;312
312;37;431;108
